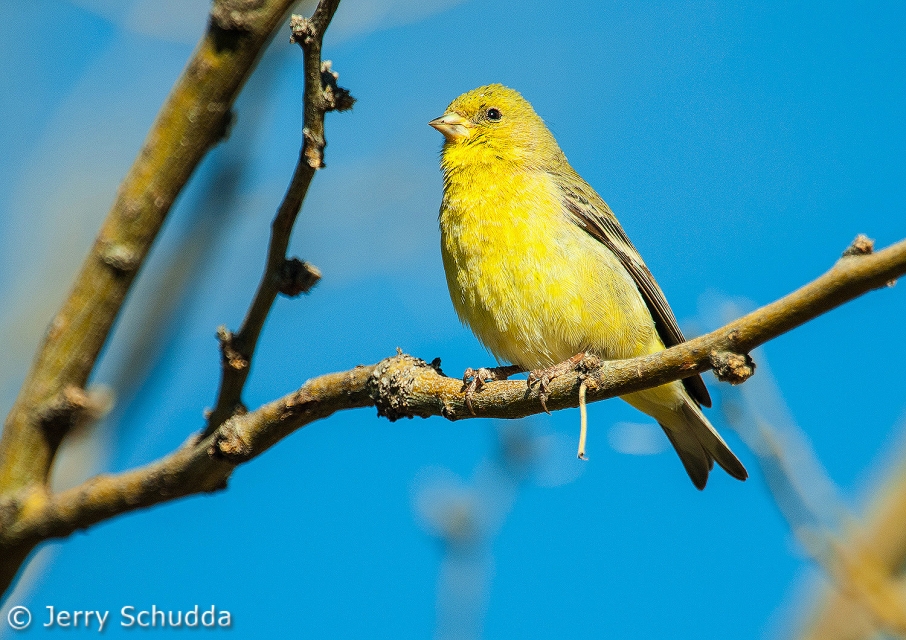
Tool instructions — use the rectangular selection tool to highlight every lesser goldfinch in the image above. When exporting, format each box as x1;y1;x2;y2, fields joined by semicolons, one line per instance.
430;84;747;489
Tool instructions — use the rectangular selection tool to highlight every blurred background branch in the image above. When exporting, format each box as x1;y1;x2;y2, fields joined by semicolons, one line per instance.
795;447;906;639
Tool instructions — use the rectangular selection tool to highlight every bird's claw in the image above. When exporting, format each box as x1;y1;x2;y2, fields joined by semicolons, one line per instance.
527;353;588;414
526;369;552;414
462;367;491;415
461;364;526;416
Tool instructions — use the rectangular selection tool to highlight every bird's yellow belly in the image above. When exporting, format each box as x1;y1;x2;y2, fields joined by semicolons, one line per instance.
440;176;658;370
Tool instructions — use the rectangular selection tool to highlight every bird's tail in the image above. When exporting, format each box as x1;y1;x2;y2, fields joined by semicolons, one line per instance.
622;383;747;489
657;397;748;490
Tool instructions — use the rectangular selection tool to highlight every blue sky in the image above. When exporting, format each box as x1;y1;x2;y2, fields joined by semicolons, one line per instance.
2;1;905;638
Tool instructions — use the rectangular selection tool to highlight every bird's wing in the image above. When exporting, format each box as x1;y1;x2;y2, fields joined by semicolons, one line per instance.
559;178;712;408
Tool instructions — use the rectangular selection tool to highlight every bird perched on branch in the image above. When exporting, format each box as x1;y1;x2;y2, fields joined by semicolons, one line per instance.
430;84;747;489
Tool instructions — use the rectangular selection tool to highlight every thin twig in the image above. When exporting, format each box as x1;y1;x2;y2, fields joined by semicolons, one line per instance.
2;236;903;586
206;0;351;435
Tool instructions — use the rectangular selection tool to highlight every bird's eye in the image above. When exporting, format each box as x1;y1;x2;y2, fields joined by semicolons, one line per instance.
486;108;502;122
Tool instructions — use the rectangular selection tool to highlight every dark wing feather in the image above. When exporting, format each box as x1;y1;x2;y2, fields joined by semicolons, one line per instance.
559;178;712;408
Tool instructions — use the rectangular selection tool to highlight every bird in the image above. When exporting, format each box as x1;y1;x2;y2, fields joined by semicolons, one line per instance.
429;84;747;489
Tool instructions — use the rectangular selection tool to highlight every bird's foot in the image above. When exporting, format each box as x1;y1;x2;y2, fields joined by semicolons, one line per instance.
461;364;525;415
527;353;588;414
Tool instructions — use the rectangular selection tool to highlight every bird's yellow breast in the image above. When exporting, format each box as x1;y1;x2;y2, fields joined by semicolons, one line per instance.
439;160;659;370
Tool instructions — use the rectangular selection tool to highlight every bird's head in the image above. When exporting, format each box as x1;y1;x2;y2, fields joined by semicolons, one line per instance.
429;84;562;169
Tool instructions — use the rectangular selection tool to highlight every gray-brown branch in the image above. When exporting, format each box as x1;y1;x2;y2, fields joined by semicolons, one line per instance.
2;236;903;578
206;0;350;435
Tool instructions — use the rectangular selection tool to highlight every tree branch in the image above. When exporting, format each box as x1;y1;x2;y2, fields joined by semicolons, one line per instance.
0;0;300;493
797;446;906;639
2;236;903;573
206;0;352;434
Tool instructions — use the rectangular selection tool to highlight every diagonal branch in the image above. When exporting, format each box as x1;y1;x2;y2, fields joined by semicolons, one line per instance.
0;0;301;493
206;0;352;435
2;235;903;579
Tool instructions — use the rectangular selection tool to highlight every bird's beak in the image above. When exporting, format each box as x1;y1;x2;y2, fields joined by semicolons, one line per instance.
428;113;472;142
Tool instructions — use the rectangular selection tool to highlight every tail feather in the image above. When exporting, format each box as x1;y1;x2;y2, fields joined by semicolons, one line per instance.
659;400;748;490
659;425;711;490
624;383;747;489
681;401;748;482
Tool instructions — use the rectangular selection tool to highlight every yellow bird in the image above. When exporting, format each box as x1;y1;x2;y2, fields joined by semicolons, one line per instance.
429;84;747;489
